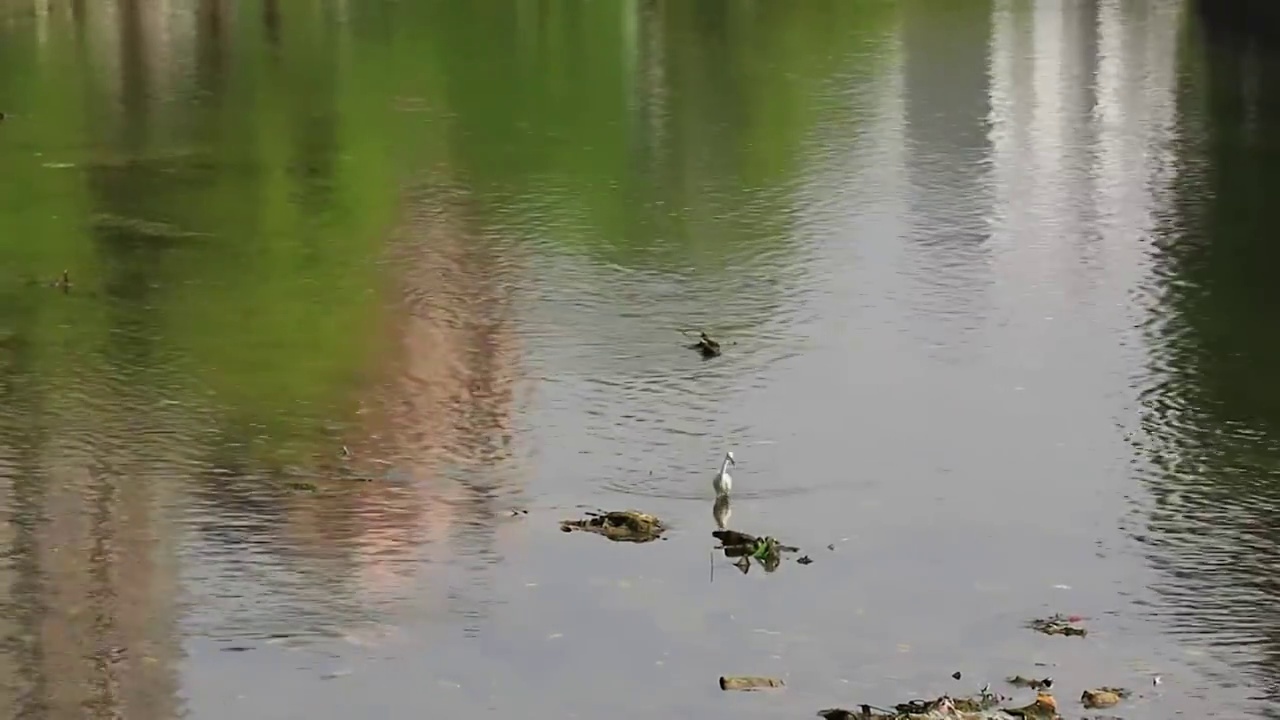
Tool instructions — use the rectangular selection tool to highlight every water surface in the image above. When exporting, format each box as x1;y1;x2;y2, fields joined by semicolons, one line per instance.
2;1;1280;718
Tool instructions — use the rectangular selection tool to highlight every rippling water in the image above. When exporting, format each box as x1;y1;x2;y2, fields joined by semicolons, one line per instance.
3;0;1280;717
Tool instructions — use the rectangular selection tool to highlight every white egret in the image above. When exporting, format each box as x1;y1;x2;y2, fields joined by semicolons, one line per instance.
712;451;735;497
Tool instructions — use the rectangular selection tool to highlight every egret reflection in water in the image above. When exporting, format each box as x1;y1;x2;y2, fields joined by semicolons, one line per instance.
712;493;732;530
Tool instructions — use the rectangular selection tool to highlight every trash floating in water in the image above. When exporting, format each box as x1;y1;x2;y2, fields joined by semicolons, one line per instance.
813;678;1085;720
818;686;1045;719
1026;614;1088;637
1004;692;1059;718
1080;687;1128;709
1006;676;1053;690
680;328;724;358
560;510;667;543
797;555;814;565
719;675;784;691
713;529;799;573
22;270;74;292
693;333;721;357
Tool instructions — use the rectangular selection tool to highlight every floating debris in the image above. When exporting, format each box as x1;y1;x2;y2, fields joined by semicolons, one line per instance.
20;270;75;292
286;481;317;492
714;529;799;573
952;671;963;680
684;330;722;358
817;710;864;720
1004;692;1059;719
51;270;71;292
820;687;1020;719
1006;676;1053;690
797;555;814;565
896;693;1001;716
1080;687;1128;709
714;529;756;546
817;686;1065;720
719;675;784;691
1026;614;1087;637
560;510;667;543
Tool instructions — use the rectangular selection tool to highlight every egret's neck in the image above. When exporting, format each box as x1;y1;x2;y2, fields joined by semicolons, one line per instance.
719;457;732;475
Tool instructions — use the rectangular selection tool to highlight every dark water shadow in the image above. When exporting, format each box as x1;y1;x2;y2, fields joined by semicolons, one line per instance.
899;0;996;360
1134;5;1280;713
0;363;184;717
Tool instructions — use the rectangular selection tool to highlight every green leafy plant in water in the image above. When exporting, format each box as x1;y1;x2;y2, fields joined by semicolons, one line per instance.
750;536;778;560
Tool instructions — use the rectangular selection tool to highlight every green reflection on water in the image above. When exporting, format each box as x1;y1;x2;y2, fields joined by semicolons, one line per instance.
0;0;895;464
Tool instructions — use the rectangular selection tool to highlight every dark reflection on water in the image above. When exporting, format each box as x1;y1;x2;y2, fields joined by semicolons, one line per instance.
0;323;49;717
1135;4;1280;711
0;386;184;716
6;0;1280;718
900;1;994;359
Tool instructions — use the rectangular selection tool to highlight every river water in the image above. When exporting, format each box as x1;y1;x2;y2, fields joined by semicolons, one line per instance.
1;0;1279;718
